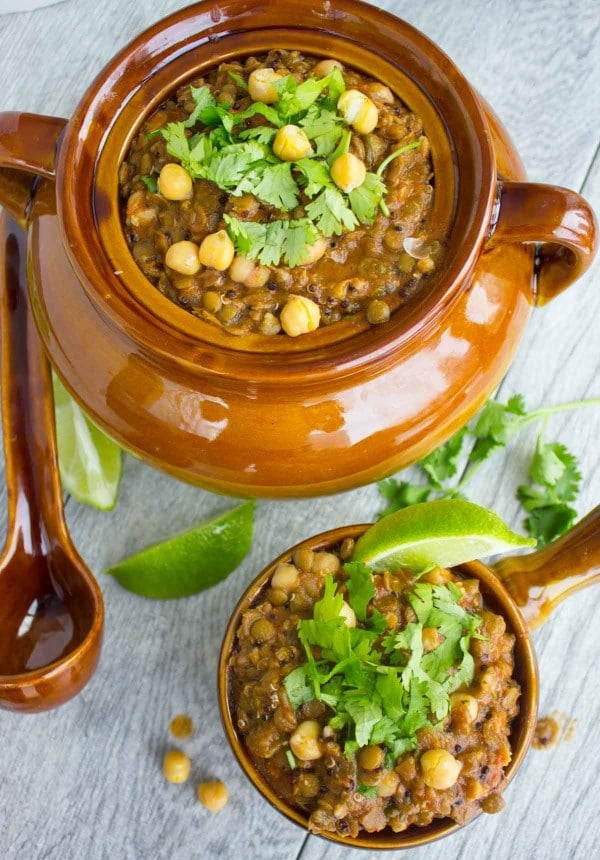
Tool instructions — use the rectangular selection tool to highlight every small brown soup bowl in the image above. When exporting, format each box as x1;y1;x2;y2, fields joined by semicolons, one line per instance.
0;0;596;498
218;507;599;849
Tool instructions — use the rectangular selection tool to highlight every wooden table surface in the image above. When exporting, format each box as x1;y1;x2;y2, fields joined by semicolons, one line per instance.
0;1;598;858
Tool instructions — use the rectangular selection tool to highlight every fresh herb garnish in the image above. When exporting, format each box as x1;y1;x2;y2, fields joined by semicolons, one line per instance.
285;749;297;770
377;394;599;545
283;568;482;761
140;175;158;193
517;435;581;546
151;68;422;267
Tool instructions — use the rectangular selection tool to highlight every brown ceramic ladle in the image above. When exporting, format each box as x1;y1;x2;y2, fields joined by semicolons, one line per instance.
219;507;600;849
0;211;104;712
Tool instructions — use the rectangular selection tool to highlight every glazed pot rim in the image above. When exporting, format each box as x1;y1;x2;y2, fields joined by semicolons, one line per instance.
56;0;497;382
217;523;539;850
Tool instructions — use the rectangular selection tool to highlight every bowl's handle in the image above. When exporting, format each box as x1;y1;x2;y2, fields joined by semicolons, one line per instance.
491;506;600;629
487;180;598;304
0;112;67;224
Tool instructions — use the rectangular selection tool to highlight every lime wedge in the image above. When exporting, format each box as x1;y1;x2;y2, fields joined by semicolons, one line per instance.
105;501;255;599
353;499;535;572
53;373;122;511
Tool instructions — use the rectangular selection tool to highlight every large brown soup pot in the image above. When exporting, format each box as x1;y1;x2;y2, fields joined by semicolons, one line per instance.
0;0;596;498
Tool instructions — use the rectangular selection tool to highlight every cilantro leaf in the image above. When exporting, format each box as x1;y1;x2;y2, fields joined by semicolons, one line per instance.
357;783;378;798
345;696;382;747
420;427;468;487
377;480;431;518
295;157;334;197
227;70;249;92
521;503;577;548
184;85;217;128
344;562;375;623
160;123;191;166
530;439;581;500
306;188;358;236
283;665;314;710
140;175;158;192
347;172;386;223
253;162;300;210
285;749;297;769
281;218;320;267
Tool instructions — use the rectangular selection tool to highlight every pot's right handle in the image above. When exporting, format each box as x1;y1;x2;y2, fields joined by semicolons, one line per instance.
491;506;600;629
0;112;67;224
487;181;598;305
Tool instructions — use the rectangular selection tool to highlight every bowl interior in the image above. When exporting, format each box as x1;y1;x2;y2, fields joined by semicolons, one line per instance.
218;525;538;850
57;0;495;375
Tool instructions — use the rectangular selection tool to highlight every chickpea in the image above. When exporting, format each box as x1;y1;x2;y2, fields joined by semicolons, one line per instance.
197;780;229;813
358;745;384;771
259;312;281;336
280;294;320;336
290;720;323;761
339;600;357;628
421;565;453;585
229;254;255;284
378;770;400;798
248;67;285;104
244;265;270;289
366;299;390;325
157;163;193;201
165;240;201;275
420;749;462;790
198;230;235;271
292;547;315;572
311;551;341;575
313;58;344;77
273;125;313;161
300;237;327;266
330;152;367;193
169;714;194;740
417;256;435;274
162;749;191;784
361;82;395;104
450;692;479;723
271;562;299;593
337;89;379;134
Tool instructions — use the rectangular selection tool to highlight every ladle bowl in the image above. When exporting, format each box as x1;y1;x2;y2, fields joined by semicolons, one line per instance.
218;506;600;849
0;212;104;712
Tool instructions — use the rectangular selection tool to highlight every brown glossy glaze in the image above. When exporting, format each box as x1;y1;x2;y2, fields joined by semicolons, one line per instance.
0;212;104;713
219;511;599;848
0;0;596;498
492;506;600;628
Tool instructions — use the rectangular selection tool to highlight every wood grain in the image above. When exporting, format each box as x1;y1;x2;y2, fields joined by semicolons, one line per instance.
0;0;598;858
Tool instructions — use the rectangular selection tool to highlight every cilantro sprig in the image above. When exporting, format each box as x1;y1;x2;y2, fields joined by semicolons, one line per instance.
283;565;482;762
377;394;599;547
151;67;423;266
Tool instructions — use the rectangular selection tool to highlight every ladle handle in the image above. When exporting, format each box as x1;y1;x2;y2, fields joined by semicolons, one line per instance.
491;506;600;629
0;112;66;223
488;180;598;304
0;212;67;557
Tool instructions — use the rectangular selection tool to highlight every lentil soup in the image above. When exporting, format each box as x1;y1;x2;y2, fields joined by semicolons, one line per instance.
226;540;520;839
119;50;442;338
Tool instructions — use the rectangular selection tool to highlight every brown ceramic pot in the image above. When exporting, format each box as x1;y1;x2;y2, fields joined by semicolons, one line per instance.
218;507;600;849
0;0;596;498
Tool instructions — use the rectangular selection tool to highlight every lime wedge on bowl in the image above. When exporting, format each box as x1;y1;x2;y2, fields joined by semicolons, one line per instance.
353;499;535;571
53;373;122;510
106;501;255;599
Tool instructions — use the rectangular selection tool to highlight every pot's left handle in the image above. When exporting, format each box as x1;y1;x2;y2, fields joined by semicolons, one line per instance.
491;506;600;629
0;112;67;225
487;180;598;305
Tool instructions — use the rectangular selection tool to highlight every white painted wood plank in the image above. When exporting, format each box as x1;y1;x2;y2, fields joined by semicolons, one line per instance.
0;0;598;858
